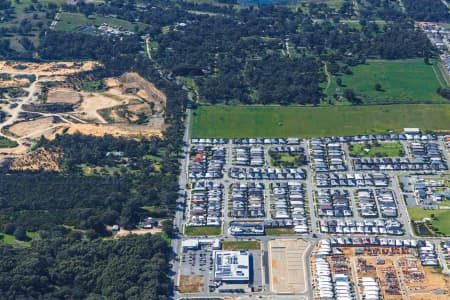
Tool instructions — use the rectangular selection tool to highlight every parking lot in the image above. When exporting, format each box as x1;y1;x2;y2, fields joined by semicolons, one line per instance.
179;249;214;293
178;246;263;296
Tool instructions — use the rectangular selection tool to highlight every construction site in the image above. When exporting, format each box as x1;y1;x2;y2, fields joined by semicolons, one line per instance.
0;61;166;167
312;240;450;300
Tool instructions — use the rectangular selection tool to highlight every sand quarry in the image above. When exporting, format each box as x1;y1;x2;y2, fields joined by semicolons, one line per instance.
0;61;166;165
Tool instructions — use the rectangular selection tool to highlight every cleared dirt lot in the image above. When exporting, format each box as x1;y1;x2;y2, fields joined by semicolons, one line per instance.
8;117;58;138
53;124;163;138
179;275;204;293
46;88;81;104
114;228;162;239
120;72;166;111
75;92;123;123
268;239;311;294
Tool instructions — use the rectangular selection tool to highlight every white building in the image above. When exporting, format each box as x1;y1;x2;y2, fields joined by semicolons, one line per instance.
213;250;250;282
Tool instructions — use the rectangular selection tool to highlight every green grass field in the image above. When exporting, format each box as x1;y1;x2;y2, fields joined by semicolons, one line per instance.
184;226;221;236
408;208;450;236
349;142;404;157
191;104;450;138
327;59;447;103
0;231;39;246
54;12;145;31
222;240;260;250
265;228;295;235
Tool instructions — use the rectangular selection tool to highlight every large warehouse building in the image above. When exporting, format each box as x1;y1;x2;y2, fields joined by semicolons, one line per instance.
213;250;250;283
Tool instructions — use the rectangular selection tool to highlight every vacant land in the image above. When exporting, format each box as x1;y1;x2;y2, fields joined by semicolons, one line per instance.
222;240;260;250
191;104;450;138
268;239;310;294
408;208;450;236
179;275;204;293
349;142;405;157
184;226;221;236
46;88;82;104
8;117;58;138
265;228;296;235
0;61;100;77
328;59;446;103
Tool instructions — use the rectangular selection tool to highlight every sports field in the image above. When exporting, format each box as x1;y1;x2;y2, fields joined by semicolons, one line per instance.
191;104;450;138
327;59;447;103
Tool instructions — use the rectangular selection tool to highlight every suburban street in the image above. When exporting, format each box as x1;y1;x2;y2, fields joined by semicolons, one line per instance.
171;125;450;299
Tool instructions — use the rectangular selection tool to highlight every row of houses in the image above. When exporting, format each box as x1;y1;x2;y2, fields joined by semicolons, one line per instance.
229;167;306;180
375;189;398;218
314;240;356;300
353;157;445;171
189;146;226;179
356;189;378;218
269;145;304;154
270;182;308;233
419;241;439;266
232;138;300;145
191;138;228;145
316;172;389;188
360;277;380;300
320;218;403;235
189;181;223;227
311;139;347;172
323;237;426;248
410;142;447;169
316;189;352;218
230;182;265;218
313;255;335;299
191;131;437;147
234;146;264;166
